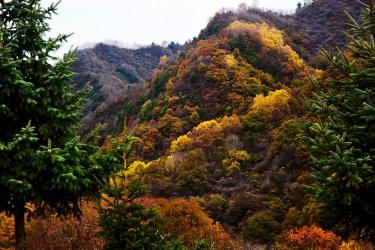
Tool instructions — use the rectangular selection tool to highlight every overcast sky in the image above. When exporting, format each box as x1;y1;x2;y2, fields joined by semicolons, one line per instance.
41;0;300;56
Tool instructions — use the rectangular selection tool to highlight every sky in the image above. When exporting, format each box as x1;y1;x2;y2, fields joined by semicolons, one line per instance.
41;0;300;56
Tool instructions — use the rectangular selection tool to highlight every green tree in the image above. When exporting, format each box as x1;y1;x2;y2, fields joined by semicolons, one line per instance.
304;2;375;238
99;180;163;250
98;127;165;250
296;2;302;13
0;1;113;249
242;211;281;244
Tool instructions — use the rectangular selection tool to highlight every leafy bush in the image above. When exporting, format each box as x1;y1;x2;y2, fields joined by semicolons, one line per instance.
199;194;228;222
242;109;274;139
0;213;14;249
284;225;341;250
242;211;281;243
222;150;250;173
26;203;103;250
155;198;236;250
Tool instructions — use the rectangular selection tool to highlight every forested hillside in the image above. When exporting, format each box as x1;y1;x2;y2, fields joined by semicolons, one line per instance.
71;42;182;138
200;0;361;59
1;0;374;249
74;0;362;141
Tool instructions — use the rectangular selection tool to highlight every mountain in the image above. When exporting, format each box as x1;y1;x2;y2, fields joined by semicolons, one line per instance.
72;0;361;140
1;0;374;248
199;0;361;58
71;42;182;138
93;0;371;245
294;0;362;55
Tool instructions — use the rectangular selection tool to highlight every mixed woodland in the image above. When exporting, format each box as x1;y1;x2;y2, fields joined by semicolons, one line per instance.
0;0;375;249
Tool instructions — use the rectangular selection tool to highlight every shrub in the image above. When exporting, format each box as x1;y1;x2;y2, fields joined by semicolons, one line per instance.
284;225;341;250
242;211;281;244
222;150;250;173
26;203;103;250
0;213;14;249
200;194;228;221
252;89;291;113
156;198;236;250
242;109;274;139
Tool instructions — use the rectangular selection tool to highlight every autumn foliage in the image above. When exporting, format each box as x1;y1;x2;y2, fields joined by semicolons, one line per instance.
284;225;341;250
0;213;14;249
26;203;103;250
0;204;103;250
141;197;238;250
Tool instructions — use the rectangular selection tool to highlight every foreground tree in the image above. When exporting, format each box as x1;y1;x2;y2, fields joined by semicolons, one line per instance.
0;1;112;249
304;2;375;238
98;127;171;249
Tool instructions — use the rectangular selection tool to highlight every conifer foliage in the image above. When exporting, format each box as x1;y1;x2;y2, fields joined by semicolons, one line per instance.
304;2;375;238
98;127;165;250
0;1;112;249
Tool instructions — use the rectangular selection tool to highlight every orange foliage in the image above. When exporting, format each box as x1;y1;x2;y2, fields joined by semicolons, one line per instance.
26;203;103;250
220;115;243;134
141;197;238;250
157;113;187;136
285;225;342;250
177;59;189;78
339;240;374;250
141;125;161;158
0;213;14;249
0;203;103;250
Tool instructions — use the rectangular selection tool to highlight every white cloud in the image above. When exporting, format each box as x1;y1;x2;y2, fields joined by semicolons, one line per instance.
41;0;300;56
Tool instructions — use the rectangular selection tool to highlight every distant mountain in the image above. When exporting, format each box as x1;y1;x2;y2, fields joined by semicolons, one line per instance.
294;0;362;55
71;42;182;138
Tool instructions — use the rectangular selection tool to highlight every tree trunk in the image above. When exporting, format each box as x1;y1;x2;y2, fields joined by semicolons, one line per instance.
14;202;26;250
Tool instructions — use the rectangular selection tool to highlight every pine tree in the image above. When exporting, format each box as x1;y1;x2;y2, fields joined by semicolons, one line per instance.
99;180;163;250
98;127;165;250
0;1;113;249
304;1;375;238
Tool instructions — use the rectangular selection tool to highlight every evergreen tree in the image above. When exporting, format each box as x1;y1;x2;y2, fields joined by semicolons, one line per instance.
0;1;113;249
97;127;212;249
304;2;375;238
98;127;165;250
99;180;163;250
296;2;302;13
